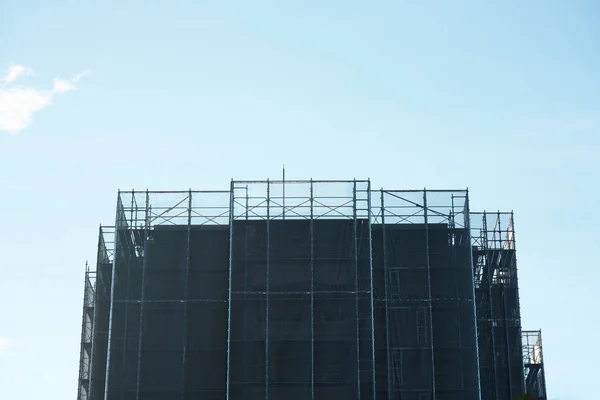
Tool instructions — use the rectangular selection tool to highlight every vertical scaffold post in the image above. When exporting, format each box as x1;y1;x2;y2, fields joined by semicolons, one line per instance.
265;179;271;400
512;211;526;395
484;213;500;400
465;191;483;400
226;181;235;400
77;263;89;400
120;192;134;395
450;194;456;228
423;189;437;400
381;190;392;400
181;190;192;399
87;226;103;399
104;191;123;400
498;211;516;398
367;180;376;399
353;179;361;399
310;179;315;400
135;191;150;400
245;185;249;220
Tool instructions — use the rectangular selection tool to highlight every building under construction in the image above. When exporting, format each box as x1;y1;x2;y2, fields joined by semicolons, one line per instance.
76;179;548;400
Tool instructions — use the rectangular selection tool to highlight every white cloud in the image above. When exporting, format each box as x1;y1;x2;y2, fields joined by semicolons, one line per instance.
52;77;77;94
1;64;35;84
0;88;53;133
0;64;89;134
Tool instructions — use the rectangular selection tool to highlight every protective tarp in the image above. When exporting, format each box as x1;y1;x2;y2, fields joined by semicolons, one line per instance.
91;220;482;400
371;224;480;400
229;219;375;399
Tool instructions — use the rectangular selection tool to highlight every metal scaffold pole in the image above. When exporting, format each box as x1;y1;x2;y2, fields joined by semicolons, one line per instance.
511;212;527;396
265;179;271;400
353;179;361;399
465;191;483;400
225;181;234;400
87;228;102;399
180;190;192;399
309;179;315;400
104;192;123;400
367;180;376;400
119;192;134;397
423;189;437;400
381;190;392;400
135;191;150;400
484;213;501;400
77;263;94;400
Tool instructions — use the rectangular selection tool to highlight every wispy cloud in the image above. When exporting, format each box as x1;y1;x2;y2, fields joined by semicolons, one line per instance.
0;64;89;134
71;70;90;84
52;78;77;94
2;65;35;84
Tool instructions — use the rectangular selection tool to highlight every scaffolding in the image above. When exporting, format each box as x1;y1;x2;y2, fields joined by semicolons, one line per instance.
102;190;231;400
76;263;95;400
227;180;375;399
371;190;481;400
83;182;378;399
86;226;114;400
76;180;547;400
522;330;547;400
471;212;524;400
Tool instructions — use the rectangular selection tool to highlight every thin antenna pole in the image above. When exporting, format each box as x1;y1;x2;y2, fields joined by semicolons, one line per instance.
282;165;286;220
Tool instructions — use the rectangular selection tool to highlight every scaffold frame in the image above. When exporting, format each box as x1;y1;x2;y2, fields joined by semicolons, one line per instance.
76;179;547;400
471;211;525;400
226;179;376;399
522;330;547;400
77;263;95;400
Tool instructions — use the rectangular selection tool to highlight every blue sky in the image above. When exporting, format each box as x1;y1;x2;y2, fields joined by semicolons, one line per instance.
0;1;598;399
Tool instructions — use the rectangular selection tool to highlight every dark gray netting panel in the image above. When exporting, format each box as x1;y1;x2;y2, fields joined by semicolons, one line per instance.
138;228;186;399
105;226;144;400
371;224;479;400
229;220;269;399
269;220;311;398
186;226;229;399
102;224;230;400
371;227;388;399
313;219;373;399
229;219;375;399
372;224;435;399
88;261;112;400
429;226;480;400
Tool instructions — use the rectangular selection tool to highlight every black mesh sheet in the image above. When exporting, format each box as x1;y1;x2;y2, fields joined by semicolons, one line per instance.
105;229;143;400
102;226;229;400
229;219;375;399
89;262;112;400
93;220;485;400
372;224;480;400
474;248;525;400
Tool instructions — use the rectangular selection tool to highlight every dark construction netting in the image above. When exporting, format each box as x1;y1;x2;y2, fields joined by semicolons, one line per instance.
229;219;374;399
99;226;229;400
474;248;524;400
91;220;481;399
88;261;112;400
372;224;480;400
